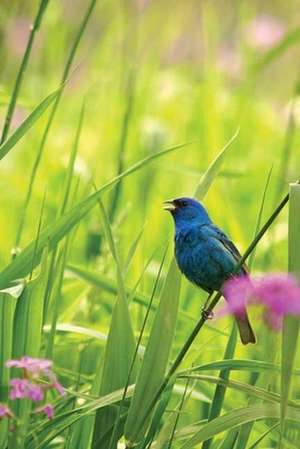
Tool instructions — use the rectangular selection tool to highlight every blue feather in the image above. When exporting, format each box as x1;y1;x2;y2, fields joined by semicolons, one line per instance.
165;196;256;344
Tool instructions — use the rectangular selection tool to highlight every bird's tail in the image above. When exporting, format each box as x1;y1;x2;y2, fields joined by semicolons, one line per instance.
235;312;256;345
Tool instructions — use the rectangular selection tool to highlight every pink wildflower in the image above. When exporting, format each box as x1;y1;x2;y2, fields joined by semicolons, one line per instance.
9;379;29;400
52;381;65;397
221;275;254;316
220;273;300;331
6;355;65;420
27;383;44;402
246;15;285;51
254;274;300;330
6;356;52;376
35;404;54;420
9;378;44;402
217;45;242;79
0;404;13;420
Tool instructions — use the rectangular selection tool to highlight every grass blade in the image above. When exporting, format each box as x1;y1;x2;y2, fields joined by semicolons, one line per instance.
202;323;237;449
0;141;188;289
180;404;300;449
181;358;300;375
124;258;181;447
109;69;136;222
0;88;60;161
91;199;136;449
0;0;49;143
253;27;300;72
194;129;239;200
0;282;24;448
15;0;98;247
9;250;49;449
279;182;300;447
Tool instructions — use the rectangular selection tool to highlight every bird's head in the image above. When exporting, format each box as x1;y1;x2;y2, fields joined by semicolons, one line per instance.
163;197;211;228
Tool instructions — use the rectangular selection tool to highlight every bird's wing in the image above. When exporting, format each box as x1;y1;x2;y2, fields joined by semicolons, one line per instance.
204;224;248;275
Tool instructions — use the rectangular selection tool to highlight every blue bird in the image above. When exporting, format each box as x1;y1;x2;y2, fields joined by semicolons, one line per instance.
164;197;256;345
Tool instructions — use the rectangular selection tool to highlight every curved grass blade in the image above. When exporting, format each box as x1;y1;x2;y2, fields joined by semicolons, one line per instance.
253;27;300;72
0;141;188;289
179;374;300;409
67;263;226;334
15;0;98;247
216;429;238;449
25;385;136;449
109;68;136;222
194;128;239;200
180;404;300;449
0;88;60;161
0;0;49;143
248;165;273;270
181;358;300;376
247;423;280;449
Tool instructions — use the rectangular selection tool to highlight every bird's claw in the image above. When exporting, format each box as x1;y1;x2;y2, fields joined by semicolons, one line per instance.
201;308;214;320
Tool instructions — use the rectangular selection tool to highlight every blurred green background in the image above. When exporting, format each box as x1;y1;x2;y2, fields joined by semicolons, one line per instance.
0;1;300;447
0;1;299;265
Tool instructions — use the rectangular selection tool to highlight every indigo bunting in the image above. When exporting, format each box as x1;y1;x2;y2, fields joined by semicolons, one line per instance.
164;197;256;345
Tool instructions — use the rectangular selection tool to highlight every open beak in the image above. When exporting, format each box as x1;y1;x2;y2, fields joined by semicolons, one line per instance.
163;200;176;211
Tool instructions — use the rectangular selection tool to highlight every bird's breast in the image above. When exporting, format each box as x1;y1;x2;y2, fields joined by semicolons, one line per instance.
174;227;229;292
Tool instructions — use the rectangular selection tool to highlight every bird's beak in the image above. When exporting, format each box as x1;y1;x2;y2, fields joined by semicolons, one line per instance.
163;200;176;211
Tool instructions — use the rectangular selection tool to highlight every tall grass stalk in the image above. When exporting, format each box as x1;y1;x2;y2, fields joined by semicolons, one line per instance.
109;69;136;222
279;182;300;448
15;0;97;248
107;248;167;449
0;0;49;144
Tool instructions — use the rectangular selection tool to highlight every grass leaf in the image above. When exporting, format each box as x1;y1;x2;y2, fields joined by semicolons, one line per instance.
0;88;60;161
0;0;49;143
124;258;181;447
202;323;237;449
194;129;239;200
0;142;188;289
279;182;300;446
180;404;300;449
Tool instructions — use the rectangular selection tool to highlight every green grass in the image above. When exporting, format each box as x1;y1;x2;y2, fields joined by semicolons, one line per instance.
0;1;300;448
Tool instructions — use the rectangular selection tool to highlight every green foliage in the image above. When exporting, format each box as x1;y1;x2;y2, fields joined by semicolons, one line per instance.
0;2;300;449
124;258;181;447
280;183;300;447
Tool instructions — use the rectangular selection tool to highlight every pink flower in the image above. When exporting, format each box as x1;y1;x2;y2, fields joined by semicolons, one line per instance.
221;275;254;316
0;404;13;420
220;273;300;330
6;355;65;420
6;357;52;376
9;379;29;400
217;45;242;79
246;15;285;51
52;381;65;397
254;274;300;330
35;404;54;420
9;378;44;402
27;384;44;402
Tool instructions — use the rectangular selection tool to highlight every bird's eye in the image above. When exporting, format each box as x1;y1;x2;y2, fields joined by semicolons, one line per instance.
180;200;188;207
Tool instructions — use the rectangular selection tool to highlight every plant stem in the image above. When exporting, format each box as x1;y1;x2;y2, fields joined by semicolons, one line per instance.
14;0;97;248
0;0;49;144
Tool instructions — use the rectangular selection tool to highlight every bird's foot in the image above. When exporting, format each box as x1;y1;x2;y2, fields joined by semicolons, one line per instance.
201;308;214;320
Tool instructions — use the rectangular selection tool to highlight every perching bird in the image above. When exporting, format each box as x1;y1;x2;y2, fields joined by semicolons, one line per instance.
164;197;256;345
